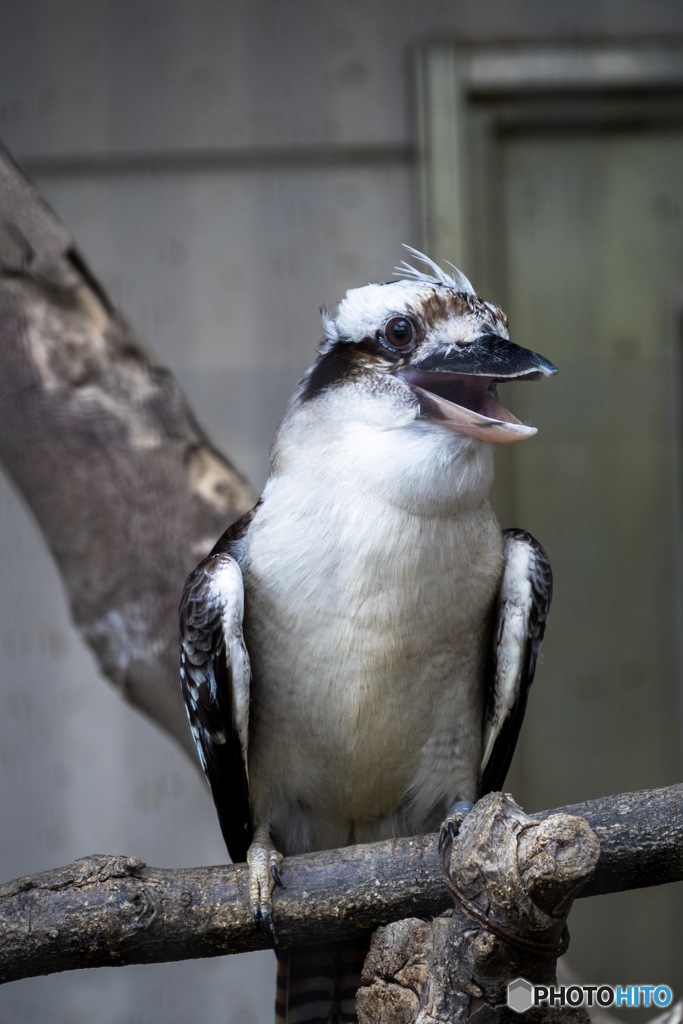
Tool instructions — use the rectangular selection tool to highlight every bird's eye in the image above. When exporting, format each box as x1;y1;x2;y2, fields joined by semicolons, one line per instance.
380;316;416;351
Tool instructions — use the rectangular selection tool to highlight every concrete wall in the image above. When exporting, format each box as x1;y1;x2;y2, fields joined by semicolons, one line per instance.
1;2;683;1021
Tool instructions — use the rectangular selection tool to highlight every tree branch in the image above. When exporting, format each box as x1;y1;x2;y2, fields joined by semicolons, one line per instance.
359;794;599;1024
0;142;256;754
1;784;681;985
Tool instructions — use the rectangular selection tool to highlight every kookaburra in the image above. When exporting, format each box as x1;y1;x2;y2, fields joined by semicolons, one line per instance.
179;249;556;1024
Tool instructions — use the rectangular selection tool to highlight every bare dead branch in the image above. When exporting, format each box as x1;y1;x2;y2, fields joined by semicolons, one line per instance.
0;142;256;754
1;784;681;986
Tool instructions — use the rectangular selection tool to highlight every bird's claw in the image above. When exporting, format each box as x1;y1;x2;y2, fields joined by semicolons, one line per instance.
253;905;276;941
247;830;284;945
271;862;285;888
438;800;474;853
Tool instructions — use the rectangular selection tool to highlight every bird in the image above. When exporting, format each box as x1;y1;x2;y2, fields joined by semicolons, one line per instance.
179;247;556;1024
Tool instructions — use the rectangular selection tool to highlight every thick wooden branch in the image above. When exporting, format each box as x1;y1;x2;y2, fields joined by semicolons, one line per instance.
359;794;598;1024
1;784;681;985
0;142;256;753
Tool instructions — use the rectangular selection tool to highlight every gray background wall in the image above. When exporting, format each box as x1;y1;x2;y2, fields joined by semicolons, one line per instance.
1;3;683;1022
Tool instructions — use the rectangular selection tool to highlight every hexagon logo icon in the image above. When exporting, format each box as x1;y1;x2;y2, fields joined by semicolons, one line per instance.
508;978;534;1013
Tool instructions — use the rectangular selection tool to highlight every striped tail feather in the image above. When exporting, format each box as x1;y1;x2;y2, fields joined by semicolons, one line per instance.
275;939;369;1023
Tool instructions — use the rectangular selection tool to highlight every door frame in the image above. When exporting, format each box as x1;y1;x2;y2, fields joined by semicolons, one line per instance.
418;43;683;292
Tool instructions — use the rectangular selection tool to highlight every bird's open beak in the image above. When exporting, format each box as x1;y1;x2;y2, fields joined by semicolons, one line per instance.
398;333;557;445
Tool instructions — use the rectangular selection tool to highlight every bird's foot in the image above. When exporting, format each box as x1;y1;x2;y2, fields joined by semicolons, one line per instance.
247;825;284;944
438;799;474;864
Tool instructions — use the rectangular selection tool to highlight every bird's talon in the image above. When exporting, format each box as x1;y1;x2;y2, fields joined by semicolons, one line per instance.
271;864;285;888
262;911;277;943
247;828;283;947
251;902;278;941
439;800;475;854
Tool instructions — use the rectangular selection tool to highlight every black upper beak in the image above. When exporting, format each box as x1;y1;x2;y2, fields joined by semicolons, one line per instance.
396;330;557;445
411;331;557;381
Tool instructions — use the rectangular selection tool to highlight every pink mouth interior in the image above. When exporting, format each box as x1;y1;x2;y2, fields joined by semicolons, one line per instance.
399;369;520;424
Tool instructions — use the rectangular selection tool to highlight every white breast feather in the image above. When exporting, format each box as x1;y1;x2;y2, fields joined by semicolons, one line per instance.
244;406;503;851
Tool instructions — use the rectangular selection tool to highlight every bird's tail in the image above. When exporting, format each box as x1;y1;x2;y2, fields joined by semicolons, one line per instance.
275;939;369;1024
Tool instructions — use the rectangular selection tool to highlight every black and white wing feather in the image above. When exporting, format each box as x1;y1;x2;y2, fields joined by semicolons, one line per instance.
477;528;552;799
179;548;252;863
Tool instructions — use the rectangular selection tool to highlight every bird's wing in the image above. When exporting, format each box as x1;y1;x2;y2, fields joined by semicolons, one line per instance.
179;546;253;863
477;528;552;798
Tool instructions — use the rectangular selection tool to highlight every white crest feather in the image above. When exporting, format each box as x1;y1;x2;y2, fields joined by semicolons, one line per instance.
320;307;339;343
394;245;475;295
318;246;478;351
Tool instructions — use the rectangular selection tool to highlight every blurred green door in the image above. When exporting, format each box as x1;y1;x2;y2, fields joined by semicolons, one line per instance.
420;50;683;996
500;130;683;806
499;128;683;994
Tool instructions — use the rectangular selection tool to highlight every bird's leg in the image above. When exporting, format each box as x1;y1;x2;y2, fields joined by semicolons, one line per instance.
247;823;284;942
438;799;474;861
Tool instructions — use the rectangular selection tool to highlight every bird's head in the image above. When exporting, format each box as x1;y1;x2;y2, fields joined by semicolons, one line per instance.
298;247;557;447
